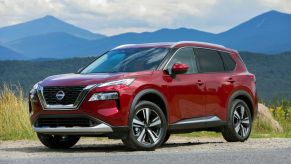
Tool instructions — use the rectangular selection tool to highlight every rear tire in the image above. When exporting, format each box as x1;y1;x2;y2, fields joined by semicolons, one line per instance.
222;99;252;142
122;101;167;151
37;133;80;149
162;132;171;145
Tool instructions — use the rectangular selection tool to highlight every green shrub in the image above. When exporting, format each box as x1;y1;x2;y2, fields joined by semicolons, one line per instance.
269;100;291;137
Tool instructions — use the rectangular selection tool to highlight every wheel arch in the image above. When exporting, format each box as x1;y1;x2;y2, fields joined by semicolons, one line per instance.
227;90;256;121
130;89;169;122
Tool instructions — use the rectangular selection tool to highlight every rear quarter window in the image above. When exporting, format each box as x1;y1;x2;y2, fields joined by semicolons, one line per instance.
196;48;224;73
220;52;236;71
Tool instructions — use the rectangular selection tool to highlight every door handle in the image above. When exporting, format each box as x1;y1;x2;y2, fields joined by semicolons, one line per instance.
196;80;204;86
227;77;235;83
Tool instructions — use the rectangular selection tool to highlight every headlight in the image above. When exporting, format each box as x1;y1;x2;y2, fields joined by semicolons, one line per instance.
89;92;119;101
30;82;41;100
30;82;40;94
98;78;135;87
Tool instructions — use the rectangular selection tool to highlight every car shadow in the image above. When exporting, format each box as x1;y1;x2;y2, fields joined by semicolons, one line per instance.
1;141;224;153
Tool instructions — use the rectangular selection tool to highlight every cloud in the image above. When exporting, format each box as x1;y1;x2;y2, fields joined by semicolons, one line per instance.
0;0;290;35
259;0;291;13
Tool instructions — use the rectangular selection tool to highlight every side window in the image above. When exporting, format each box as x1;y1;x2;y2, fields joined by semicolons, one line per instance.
167;47;198;74
220;52;236;71
196;48;224;73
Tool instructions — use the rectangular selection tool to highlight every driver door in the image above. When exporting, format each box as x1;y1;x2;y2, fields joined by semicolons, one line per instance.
164;47;206;121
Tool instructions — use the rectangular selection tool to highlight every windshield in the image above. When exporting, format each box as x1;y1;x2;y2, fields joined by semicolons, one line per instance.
81;47;170;73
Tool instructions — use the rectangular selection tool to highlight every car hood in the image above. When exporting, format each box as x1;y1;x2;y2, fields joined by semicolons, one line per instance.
39;71;153;87
40;73;125;86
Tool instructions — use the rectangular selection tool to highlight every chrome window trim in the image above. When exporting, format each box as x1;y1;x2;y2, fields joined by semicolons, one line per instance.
194;47;237;73
37;84;96;110
163;46;197;71
163;46;237;73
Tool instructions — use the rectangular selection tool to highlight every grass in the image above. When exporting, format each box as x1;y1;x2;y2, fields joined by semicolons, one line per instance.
0;84;35;140
0;85;290;140
266;100;291;137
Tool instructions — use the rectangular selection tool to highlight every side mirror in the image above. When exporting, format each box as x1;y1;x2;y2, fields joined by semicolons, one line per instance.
171;63;189;74
77;67;84;74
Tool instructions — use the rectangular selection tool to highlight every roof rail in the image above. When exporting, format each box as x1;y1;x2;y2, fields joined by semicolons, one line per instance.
113;42;175;50
172;41;226;48
113;44;136;50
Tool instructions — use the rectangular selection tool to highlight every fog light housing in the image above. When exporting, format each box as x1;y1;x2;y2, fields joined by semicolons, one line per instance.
89;92;119;101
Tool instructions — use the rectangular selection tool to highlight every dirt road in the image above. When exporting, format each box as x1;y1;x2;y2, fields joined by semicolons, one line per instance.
0;136;290;164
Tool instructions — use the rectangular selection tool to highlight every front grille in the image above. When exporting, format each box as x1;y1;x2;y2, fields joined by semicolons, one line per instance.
35;117;99;127
43;86;84;105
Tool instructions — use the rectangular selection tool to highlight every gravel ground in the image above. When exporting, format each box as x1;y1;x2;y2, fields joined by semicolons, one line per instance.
0;136;291;164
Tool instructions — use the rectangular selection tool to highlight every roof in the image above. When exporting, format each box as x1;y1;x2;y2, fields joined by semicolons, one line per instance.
112;41;236;53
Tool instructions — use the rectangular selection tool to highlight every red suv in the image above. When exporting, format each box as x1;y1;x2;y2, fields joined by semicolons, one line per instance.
29;41;257;150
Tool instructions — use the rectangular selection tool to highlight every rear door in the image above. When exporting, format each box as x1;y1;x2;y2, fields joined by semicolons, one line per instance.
195;48;236;120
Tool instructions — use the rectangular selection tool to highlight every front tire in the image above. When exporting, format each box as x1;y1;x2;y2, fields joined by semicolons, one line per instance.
222;99;252;142
122;101;167;151
37;133;80;149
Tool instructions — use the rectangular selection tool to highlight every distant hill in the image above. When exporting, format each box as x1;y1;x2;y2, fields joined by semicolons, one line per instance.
6;32;93;58
84;28;215;55
219;10;291;53
240;51;291;100
107;28;215;43
0;15;105;42
0;45;25;60
7;27;215;58
89;10;291;55
1;10;291;59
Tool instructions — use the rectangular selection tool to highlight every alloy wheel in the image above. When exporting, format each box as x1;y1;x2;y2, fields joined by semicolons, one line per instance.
132;107;162;145
233;104;251;138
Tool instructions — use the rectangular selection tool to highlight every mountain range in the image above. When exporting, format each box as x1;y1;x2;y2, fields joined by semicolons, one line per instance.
0;45;25;60
0;10;291;60
0;15;105;42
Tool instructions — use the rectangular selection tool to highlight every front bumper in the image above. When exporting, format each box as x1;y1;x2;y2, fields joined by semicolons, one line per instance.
30;114;129;137
32;123;113;135
29;85;134;127
29;84;134;137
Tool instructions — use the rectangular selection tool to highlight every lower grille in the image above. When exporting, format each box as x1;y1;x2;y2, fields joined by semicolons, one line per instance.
35;117;99;128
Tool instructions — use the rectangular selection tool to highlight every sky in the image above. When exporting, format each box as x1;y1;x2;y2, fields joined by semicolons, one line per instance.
0;0;291;36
